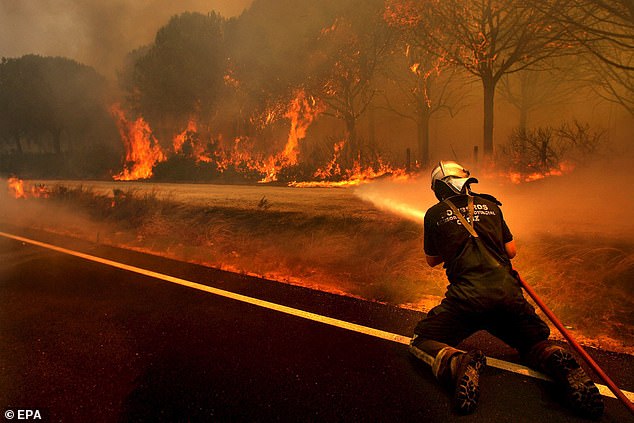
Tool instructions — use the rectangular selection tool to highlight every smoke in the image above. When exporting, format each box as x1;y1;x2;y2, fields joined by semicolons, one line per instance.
0;0;253;77
0;178;106;242
355;158;634;241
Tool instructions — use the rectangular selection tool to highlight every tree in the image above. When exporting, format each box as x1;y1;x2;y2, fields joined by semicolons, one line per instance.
499;59;582;131
542;0;634;70
0;55;120;178
501;120;604;174
222;0;342;141
573;0;634;114
381;43;466;165
586;51;634;115
0;55;113;155
128;12;227;142
306;0;395;163
385;0;571;156
532;0;634;114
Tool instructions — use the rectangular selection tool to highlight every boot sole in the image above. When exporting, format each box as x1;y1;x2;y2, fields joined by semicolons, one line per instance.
453;349;486;414
549;350;604;419
564;367;604;419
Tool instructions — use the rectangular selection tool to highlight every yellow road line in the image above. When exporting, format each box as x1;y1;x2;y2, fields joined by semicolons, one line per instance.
1;230;632;402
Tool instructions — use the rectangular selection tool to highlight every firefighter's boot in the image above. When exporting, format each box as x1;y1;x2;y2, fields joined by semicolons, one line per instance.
529;341;604;419
410;337;486;414
450;349;487;414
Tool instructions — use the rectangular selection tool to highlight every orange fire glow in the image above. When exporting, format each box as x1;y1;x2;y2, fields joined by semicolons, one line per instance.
284;90;324;165
7;177;50;199
291;141;410;187
505;161;575;184
384;0;424;28
313;140;346;180
173;118;197;154
8;177;26;199
111;104;166;181
109;90;412;186
259;89;325;183
172;118;214;163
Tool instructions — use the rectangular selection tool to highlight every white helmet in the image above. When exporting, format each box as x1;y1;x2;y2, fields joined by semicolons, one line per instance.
430;161;478;200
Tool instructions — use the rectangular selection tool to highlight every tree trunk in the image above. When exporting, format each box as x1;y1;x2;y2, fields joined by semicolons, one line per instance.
13;134;23;154
417;115;430;166
52;128;63;154
368;105;376;149
519;104;528;133
344;115;358;165
483;79;496;156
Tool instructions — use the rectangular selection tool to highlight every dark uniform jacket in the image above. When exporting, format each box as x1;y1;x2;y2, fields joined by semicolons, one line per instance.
424;194;522;311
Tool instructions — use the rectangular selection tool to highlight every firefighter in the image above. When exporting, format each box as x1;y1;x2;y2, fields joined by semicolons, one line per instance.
410;161;604;418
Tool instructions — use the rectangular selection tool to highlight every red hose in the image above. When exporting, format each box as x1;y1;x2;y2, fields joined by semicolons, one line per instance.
515;270;634;415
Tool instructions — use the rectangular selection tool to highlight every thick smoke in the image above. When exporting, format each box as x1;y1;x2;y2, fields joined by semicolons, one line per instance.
0;0;253;76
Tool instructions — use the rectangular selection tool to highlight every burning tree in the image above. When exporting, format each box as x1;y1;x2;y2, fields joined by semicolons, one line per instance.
306;0;395;165
124;12;227;143
380;42;466;166
385;0;571;157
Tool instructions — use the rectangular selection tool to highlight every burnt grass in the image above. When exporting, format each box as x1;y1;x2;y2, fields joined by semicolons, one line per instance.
10;185;634;354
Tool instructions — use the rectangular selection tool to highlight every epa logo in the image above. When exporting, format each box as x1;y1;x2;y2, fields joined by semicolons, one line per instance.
4;409;42;420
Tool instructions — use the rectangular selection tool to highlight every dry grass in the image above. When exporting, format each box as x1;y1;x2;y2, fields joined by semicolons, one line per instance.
514;235;634;351
1;181;632;354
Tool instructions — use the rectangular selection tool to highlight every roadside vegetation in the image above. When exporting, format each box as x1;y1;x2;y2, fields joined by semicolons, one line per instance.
2;183;631;354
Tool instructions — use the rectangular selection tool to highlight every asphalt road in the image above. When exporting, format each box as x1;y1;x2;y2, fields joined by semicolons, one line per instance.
0;226;632;422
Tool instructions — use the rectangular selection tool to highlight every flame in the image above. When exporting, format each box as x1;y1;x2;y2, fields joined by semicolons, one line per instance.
291;140;410;188
283;89;323;165
313;140;345;180
8;177;26;199
108;93;411;186
7;177;49;199
384;0;424;27
504;161;575;184
173;118;197;154
259;89;324;183
111;104;166;181
172;118;214;163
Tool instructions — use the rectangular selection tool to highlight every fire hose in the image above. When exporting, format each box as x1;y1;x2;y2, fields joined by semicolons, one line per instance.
514;270;634;415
